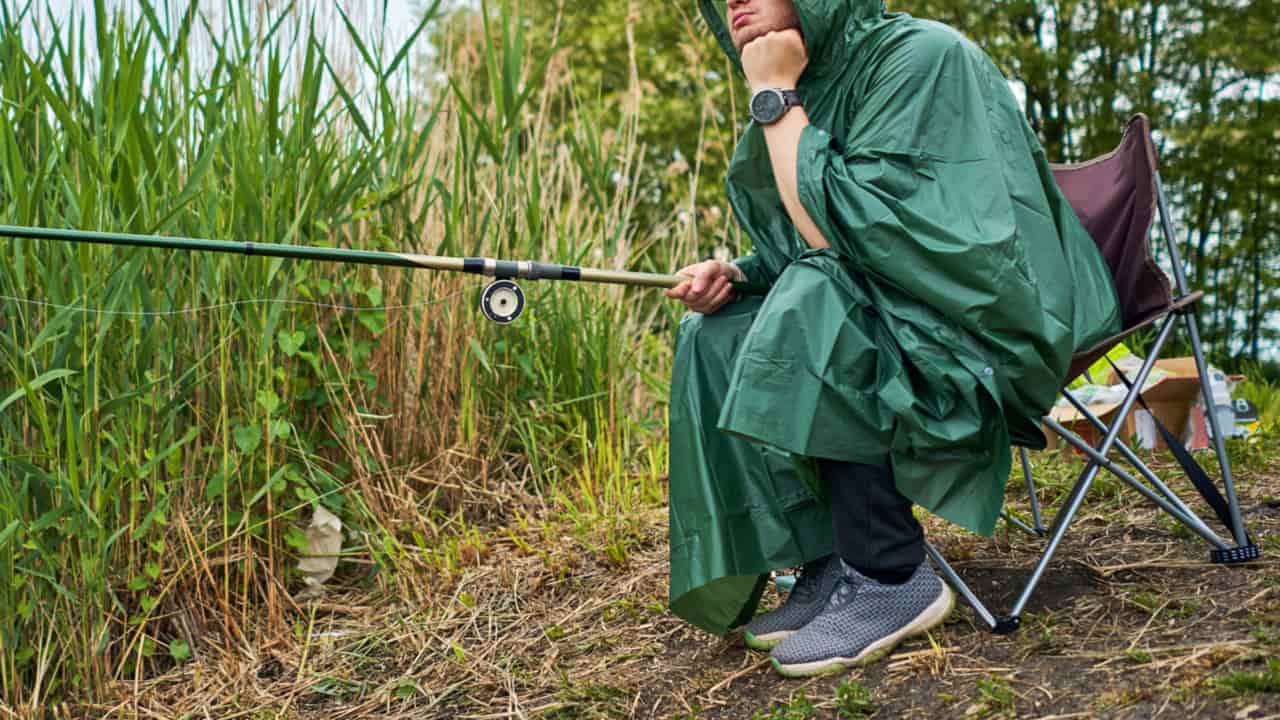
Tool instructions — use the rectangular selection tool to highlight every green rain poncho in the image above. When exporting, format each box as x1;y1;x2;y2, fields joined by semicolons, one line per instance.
668;0;1123;635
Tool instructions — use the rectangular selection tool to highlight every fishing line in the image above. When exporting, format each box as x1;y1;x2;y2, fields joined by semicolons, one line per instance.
0;290;469;318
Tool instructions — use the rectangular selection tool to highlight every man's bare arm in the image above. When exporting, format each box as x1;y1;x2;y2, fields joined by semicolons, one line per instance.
760;108;830;250
741;28;831;250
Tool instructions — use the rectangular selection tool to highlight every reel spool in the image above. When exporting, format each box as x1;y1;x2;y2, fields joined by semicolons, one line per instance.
480;279;525;323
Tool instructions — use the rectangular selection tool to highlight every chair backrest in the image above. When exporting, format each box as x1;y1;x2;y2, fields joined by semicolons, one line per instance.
1050;114;1174;332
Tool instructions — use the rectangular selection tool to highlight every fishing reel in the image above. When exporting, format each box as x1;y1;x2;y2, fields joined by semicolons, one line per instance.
480;279;525;324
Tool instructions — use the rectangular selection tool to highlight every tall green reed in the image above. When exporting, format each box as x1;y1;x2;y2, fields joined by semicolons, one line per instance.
0;0;437;707
0;0;711;710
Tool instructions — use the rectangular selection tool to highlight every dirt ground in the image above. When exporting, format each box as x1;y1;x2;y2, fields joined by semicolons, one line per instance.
92;442;1280;719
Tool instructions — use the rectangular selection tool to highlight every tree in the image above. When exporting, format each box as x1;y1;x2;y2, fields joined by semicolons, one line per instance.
431;0;1279;368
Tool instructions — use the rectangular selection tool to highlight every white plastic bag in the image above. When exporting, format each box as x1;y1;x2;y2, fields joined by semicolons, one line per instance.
296;506;342;601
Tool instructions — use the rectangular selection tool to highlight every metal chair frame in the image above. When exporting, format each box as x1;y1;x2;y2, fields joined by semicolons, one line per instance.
926;169;1258;636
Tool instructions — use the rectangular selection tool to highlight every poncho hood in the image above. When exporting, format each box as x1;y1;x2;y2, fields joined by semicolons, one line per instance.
698;0;888;77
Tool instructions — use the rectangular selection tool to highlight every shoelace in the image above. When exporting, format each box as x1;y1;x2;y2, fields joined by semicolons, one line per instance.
824;566;864;610
789;556;831;602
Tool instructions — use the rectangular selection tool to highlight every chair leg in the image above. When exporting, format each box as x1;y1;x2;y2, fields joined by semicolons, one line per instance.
935;317;1178;634
1000;447;1043;537
1021;447;1045;535
1001;510;1041;538
1156;170;1251;550
1017;317;1177;610
1182;311;1249;546
924;541;1002;632
1010;461;1103;620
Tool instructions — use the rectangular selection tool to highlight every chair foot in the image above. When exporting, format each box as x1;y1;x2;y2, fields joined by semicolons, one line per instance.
992;616;1021;635
1210;544;1261;564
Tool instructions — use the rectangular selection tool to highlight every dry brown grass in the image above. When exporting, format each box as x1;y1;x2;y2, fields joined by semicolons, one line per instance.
55;438;1279;720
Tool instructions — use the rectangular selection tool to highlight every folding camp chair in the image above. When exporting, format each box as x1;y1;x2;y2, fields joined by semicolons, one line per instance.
925;114;1261;635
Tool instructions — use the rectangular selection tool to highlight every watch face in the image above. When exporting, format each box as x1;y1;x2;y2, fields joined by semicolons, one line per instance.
751;89;785;124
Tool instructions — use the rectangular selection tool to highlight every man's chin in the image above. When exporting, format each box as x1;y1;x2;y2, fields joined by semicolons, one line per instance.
733;25;800;53
733;29;766;52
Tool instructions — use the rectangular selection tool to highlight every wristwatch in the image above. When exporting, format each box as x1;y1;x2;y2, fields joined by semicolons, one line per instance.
749;88;803;126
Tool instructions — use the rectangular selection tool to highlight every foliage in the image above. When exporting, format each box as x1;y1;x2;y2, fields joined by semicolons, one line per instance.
438;0;751;262
0;0;429;706
1215;658;1280;697
974;674;1017;716
483;0;1280;367
0;0;694;710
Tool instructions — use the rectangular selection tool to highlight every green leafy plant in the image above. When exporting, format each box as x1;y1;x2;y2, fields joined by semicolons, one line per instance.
752;690;818;720
835;678;876;718
975;675;1016;717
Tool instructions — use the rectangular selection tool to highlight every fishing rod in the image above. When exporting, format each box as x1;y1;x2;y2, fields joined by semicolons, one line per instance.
0;225;767;323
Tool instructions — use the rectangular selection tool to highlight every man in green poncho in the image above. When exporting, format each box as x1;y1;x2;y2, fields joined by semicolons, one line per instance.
664;0;1122;676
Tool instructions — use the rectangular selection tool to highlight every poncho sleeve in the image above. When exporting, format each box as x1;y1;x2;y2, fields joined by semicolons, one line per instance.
732;254;773;287
793;27;1075;377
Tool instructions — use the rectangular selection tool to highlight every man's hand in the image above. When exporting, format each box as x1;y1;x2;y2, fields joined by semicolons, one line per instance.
741;28;809;93
666;260;745;315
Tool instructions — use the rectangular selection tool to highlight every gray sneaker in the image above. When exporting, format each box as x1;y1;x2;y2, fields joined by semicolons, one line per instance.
743;554;841;651
769;560;954;677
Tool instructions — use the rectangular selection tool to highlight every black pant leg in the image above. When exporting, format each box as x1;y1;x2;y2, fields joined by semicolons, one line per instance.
820;459;925;580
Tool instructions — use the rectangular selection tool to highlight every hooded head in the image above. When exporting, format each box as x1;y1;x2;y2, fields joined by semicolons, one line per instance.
698;0;887;78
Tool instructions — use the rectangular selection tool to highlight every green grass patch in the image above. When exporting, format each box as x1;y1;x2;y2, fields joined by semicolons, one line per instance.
1216;658;1280;698
752;690;818;720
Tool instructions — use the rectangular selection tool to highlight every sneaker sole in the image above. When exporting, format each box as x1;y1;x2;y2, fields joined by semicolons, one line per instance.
770;582;956;678
743;629;792;651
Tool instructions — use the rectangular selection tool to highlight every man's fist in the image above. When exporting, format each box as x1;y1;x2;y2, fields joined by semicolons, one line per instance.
741;28;809;92
666;260;746;315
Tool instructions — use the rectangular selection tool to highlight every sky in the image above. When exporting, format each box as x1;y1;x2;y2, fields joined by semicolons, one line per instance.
22;1;431;74
19;1;439;108
34;0;423;32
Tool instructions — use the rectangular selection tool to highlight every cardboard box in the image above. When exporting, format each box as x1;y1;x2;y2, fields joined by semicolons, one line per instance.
1046;358;1205;452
